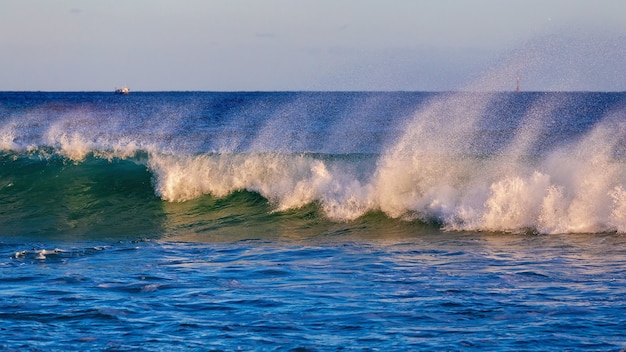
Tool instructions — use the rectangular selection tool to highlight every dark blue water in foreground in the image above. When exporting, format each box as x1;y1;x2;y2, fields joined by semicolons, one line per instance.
1;91;626;350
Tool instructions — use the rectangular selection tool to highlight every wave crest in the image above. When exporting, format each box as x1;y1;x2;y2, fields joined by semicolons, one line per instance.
2;91;626;234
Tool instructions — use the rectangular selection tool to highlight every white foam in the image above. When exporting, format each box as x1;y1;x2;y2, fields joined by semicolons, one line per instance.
0;124;18;151
45;126;92;161
372;91;626;234
148;152;375;221
145;92;626;234
4;89;624;234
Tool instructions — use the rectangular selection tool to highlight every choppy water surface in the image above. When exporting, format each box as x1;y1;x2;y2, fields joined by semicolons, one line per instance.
2;232;626;351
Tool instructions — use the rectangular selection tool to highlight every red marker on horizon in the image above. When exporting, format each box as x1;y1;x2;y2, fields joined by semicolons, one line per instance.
516;76;520;92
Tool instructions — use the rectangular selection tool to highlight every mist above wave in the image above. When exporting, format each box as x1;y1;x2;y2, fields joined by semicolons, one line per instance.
1;89;625;234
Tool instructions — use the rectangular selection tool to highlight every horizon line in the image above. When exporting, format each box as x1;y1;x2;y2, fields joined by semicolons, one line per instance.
1;89;625;94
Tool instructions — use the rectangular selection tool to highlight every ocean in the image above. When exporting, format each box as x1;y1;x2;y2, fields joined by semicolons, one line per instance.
1;91;625;351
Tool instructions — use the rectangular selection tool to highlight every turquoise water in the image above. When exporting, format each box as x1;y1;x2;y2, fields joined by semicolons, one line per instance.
1;92;626;350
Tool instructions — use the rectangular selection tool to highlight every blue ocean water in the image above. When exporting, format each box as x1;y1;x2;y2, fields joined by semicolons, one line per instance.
1;91;626;350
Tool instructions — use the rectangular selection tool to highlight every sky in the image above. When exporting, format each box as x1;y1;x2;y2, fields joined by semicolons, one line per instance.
1;0;625;91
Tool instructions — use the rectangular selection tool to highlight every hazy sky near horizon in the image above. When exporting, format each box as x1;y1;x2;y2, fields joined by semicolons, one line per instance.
1;0;625;91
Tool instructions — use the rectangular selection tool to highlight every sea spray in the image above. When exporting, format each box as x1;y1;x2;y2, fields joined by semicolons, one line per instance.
373;93;492;221
371;90;626;234
459;111;626;233
67;93;626;232
1;91;625;234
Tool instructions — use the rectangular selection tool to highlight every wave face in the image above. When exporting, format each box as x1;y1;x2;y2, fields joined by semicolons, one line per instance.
1;91;626;236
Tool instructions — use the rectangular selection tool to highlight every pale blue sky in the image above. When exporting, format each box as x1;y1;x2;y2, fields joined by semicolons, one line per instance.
1;0;624;91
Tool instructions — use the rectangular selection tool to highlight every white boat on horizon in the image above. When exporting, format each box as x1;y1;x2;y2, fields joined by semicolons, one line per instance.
115;86;130;94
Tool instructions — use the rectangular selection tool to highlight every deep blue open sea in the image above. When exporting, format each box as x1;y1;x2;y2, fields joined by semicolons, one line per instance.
1;91;626;351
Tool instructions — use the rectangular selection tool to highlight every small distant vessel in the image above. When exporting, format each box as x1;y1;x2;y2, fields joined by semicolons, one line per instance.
115;86;130;95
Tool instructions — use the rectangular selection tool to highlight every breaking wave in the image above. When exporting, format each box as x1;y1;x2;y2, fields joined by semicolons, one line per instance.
1;91;625;235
